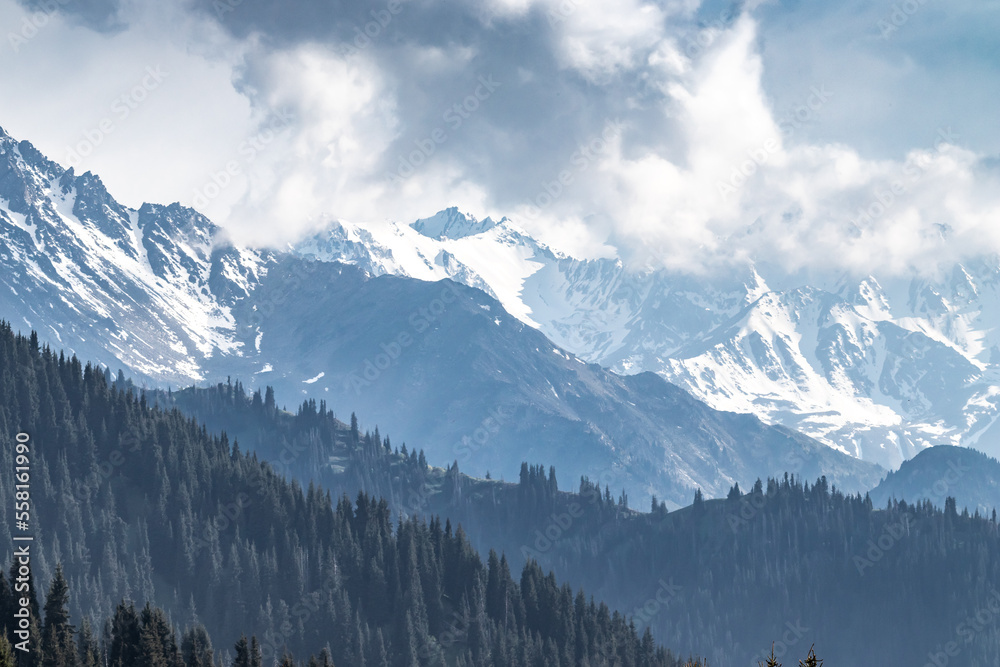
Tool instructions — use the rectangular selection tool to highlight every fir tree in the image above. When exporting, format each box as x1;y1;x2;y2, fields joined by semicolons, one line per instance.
181;625;214;667
108;602;141;667
41;565;78;667
758;645;780;667
232;636;251;667
799;646;822;667
0;634;14;667
77;618;100;667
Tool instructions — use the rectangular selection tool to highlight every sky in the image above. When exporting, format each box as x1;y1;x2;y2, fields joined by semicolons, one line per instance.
2;0;999;275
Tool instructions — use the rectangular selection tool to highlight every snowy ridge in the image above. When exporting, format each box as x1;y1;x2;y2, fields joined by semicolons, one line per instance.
2;117;997;472
294;215;554;325
0;126;272;382
410;206;501;240
0;125;886;504
296;206;1000;469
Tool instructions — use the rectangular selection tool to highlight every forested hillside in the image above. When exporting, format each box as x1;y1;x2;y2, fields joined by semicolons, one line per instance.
871;444;1000;515
0;323;699;666
147;375;1000;666
7;320;1000;665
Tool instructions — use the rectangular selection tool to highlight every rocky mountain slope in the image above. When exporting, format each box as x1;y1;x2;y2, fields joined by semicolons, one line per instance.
295;210;1000;470
0;125;881;506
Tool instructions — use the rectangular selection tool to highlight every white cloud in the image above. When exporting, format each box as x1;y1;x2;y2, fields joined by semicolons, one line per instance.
0;0;254;209
5;0;1000;279
213;44;397;245
548;0;667;81
503;13;1000;278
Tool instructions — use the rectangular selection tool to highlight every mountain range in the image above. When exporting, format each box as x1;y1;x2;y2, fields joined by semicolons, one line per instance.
9;121;995;479
0;124;882;506
296;209;1000;472
8;121;1000;665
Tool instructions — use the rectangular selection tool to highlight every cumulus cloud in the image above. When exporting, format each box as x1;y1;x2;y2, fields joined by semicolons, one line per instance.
4;0;1000;274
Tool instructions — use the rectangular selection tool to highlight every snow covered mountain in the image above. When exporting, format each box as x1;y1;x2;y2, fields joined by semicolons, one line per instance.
10;96;986;476
0;125;882;506
0;128;272;384
295;210;1000;471
223;258;882;507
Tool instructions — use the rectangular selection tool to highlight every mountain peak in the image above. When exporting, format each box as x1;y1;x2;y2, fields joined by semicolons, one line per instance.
410;207;500;240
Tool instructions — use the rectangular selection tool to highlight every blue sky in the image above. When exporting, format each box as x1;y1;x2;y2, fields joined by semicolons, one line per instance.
1;0;999;274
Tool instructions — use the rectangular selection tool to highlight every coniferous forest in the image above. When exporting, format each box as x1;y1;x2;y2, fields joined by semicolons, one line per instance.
9;318;1000;664
0;323;718;665
141;369;1000;665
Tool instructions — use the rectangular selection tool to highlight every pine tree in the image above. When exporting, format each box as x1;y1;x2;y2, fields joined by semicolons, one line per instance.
0;324;706;667
232;635;251;667
77;618;100;667
373;629;388;667
249;637;262;667
26;612;43;666
799;646;822;667
758;644;780;667
945;496;958;519
41;565;77;667
404;613;420;667
350;413;360;445
138;619;168;667
181;625;214;667
139;604;183;667
0;634;14;667
108;602;141;667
